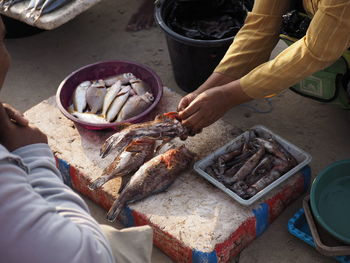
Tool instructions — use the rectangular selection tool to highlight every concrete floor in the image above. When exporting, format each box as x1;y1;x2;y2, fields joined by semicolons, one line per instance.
2;0;350;262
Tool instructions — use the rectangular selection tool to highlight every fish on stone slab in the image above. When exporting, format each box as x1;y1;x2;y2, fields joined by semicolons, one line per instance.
38;0;73;15
116;92;154;122
100;112;188;158
106;145;195;222
86;80;107;114
24;0;45;17
25;0;73;20
1;0;26;10
89;137;156;190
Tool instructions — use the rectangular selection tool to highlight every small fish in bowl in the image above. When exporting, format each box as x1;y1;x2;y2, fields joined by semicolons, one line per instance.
56;60;163;130
69;73;154;124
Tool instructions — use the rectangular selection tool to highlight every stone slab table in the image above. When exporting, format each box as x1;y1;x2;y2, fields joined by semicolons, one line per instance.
24;87;311;263
1;0;102;30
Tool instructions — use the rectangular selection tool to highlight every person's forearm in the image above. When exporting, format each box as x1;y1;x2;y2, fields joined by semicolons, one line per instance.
194;72;235;95
215;0;290;80
220;79;252;108
1;144;114;263
240;1;350;99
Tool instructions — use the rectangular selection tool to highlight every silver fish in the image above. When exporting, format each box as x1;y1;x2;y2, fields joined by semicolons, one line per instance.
106;85;131;122
27;0;72;20
129;78;150;96
86;80;107;114
39;0;72;14
24;0;44;18
1;0;26;10
104;73;136;86
102;80;122;118
116;92;154;122
72;111;109;124
100;112;188;158
89;137;156;190
73;80;91;113
106;145;195;222
26;0;44;10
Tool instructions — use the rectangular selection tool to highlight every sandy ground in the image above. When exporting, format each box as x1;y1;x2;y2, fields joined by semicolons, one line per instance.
2;0;350;262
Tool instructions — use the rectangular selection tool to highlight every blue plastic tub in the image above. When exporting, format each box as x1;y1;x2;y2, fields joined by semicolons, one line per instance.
288;208;350;263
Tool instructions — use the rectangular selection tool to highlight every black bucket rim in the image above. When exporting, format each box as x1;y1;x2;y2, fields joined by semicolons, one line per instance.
154;0;234;48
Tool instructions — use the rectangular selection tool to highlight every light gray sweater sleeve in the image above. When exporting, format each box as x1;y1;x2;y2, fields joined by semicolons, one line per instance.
0;143;115;263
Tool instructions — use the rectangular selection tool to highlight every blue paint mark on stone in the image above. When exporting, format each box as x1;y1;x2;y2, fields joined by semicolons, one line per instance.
119;205;135;227
301;165;311;192
58;159;72;187
192;249;217;263
253;203;269;236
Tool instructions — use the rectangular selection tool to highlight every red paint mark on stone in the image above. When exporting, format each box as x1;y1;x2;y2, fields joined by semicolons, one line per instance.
132;210;192;263
266;173;304;223
69;165;114;210
54;156;59;168
215;217;256;262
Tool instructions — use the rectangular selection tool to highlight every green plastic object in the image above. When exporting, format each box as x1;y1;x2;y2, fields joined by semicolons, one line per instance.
310;159;350;244
280;34;350;110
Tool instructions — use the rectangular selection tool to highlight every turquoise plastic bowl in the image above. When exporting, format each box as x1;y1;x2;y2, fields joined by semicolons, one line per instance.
310;159;350;244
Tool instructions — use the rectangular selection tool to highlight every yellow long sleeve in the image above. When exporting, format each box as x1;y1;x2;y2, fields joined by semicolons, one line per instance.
215;0;350;99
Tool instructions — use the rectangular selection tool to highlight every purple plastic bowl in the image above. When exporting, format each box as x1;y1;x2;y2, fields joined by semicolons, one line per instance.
56;60;163;130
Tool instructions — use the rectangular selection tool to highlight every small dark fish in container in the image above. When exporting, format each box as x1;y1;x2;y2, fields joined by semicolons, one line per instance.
243;159;291;199
229;180;248;196
218;146;242;163
245;155;274;186
89;137;156;190
106;145;195;222
224;147;265;184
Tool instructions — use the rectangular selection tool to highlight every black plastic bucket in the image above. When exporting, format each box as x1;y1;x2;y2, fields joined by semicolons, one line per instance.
155;0;234;92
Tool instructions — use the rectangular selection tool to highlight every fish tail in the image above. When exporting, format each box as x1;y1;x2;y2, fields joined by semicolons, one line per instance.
88;176;111;190
106;199;125;222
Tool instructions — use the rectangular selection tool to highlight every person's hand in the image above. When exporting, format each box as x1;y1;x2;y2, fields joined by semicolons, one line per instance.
178;80;252;134
178;87;231;134
0;103;47;151
177;92;199;112
2;103;28;126
178;72;235;112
